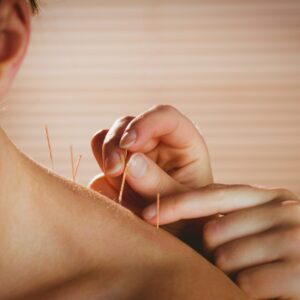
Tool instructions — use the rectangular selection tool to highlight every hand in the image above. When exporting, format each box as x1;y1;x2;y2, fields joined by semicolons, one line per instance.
143;183;300;299
90;105;213;214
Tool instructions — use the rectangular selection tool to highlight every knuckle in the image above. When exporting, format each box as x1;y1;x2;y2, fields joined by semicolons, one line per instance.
274;187;297;200
208;189;228;213
116;115;134;125
214;248;230;271
153;104;177;114
170;196;181;217
161;196;181;222
282;228;300;246
210;188;225;200
275;187;290;194
294;262;300;276
281;201;300;218
168;192;191;221
293;203;300;218
203;222;216;249
236;272;258;298
91;129;108;144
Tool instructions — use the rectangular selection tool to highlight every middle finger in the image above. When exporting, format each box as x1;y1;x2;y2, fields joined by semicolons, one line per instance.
103;116;134;176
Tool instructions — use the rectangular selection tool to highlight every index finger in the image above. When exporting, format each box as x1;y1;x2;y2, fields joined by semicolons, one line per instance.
143;184;297;225
119;105;205;153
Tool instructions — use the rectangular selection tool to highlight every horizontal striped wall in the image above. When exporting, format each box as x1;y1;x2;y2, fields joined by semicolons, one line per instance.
1;0;300;195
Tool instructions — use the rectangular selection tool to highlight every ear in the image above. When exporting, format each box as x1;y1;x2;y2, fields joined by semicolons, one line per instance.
0;0;31;79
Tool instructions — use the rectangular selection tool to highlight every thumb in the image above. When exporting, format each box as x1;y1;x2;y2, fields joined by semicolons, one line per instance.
125;153;188;203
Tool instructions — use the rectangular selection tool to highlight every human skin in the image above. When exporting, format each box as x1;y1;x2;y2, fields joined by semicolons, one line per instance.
90;105;214;243
0;127;249;300
0;0;31;96
91;106;300;299
0;1;249;299
91;105;213;194
144;183;300;299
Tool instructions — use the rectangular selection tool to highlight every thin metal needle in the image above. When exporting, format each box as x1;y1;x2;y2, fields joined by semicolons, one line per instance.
45;125;54;170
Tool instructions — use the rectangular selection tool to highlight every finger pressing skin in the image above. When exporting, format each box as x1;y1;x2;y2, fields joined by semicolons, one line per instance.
142;184;292;225
126;152;187;204
204;200;300;250
213;229;291;273
103;116;134;176
237;261;300;299
91;129;109;172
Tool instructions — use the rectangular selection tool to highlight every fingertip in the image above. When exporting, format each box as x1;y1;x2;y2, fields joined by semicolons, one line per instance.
143;216;157;225
142;204;157;221
91;129;108;151
142;205;171;226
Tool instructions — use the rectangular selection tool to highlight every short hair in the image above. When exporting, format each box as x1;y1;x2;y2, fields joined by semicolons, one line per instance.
28;0;39;14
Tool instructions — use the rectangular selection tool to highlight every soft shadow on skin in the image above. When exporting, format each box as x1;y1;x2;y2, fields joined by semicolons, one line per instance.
16;270;115;300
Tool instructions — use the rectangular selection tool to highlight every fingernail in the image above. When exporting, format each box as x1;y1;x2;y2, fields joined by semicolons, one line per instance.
127;153;147;178
120;131;137;149
105;152;123;175
143;205;157;220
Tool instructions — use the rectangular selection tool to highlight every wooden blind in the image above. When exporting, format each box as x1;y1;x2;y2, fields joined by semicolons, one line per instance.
1;0;300;195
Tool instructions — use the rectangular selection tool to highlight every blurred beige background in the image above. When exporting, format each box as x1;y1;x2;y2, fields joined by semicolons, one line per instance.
1;0;300;195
